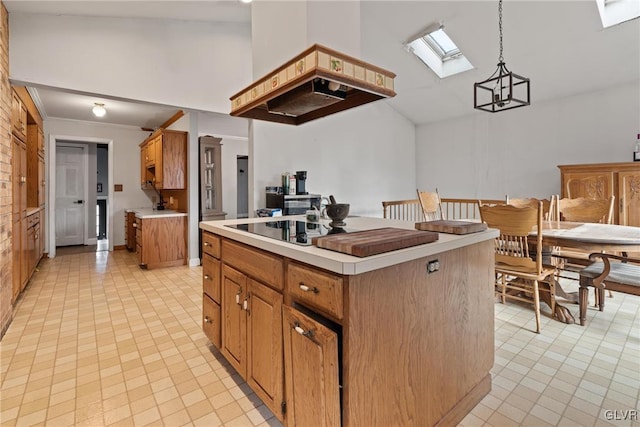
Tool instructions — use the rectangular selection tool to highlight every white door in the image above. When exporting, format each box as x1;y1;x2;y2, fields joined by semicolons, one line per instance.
55;145;85;246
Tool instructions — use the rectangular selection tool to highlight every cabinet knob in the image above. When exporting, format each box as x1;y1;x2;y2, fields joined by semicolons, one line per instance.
132;223;137;228
299;283;319;293
204;316;212;324
204;242;210;246
235;290;242;305
204;274;210;280
293;321;314;338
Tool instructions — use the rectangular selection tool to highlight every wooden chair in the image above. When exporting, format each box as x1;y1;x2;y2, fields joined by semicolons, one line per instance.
382;199;423;221
552;195;615;271
578;253;640;326
416;189;444;221
506;197;552;220
479;201;557;333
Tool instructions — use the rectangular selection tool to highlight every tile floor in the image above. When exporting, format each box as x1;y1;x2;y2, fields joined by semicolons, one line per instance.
1;250;638;426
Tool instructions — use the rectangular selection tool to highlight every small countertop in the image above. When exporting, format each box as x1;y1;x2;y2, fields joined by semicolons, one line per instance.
126;208;188;219
200;215;498;275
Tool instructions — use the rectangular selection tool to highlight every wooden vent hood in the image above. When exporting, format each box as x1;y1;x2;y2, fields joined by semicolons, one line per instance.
229;44;396;125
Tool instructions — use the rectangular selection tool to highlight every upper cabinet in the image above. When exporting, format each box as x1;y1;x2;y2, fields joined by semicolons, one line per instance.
140;130;187;190
559;162;640;227
11;89;27;141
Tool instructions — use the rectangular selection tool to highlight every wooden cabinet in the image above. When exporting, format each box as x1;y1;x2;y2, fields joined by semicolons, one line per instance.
12;135;27;218
202;231;221;348
125;212;136;252
282;305;340;427
559;162;640;226
27;124;45;208
211;239;285;422
139;130;187;190
221;263;284;421
12;136;27;302
11;89;27;141
136;215;187;269
11;214;21;302
204;227;495;426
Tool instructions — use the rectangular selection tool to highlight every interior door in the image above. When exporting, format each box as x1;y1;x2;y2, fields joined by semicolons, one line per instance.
55;145;85;246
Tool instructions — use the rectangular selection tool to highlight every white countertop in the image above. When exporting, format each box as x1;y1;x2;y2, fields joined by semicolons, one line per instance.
126;208;188;219
200;215;498;275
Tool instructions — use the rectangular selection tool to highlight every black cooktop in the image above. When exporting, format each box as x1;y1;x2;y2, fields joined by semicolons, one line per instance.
226;220;350;246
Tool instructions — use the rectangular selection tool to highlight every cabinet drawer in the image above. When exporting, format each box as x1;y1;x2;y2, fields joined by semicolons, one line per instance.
202;232;220;258
202;253;221;303
287;262;343;320
222;239;283;291
203;294;221;349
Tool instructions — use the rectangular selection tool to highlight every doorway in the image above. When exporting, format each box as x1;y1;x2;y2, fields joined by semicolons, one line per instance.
237;155;248;218
49;136;113;258
55;144;86;247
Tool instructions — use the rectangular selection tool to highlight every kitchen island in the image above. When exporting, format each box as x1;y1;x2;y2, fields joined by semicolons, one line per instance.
125;208;187;269
200;216;498;426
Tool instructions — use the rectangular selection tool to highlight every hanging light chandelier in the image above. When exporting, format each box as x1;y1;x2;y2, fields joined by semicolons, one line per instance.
474;0;530;112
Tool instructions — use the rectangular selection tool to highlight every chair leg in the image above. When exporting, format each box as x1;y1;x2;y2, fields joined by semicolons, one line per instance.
501;274;506;304
533;280;541;334
598;288;605;311
578;285;589;326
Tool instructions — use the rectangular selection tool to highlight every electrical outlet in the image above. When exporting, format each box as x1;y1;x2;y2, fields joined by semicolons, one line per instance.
427;260;440;273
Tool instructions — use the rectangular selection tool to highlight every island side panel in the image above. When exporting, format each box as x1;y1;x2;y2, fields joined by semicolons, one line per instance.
342;240;495;426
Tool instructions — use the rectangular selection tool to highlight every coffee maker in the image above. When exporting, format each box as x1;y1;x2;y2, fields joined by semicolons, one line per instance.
295;171;308;195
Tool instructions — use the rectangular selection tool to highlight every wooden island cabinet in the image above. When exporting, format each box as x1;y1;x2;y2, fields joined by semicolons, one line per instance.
201;216;498;426
126;209;187;269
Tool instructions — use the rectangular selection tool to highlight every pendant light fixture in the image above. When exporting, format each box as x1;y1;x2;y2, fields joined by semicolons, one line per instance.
92;102;106;117
474;0;530;112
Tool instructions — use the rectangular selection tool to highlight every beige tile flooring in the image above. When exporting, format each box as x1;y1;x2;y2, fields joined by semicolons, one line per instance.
1;250;639;426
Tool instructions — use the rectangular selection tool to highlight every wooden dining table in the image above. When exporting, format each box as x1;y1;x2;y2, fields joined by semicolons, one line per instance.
531;221;640;323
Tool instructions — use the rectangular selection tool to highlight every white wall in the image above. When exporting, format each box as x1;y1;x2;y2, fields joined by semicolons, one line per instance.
415;81;640;200
9;13;251;115
45;119;149;250
253;102;416;217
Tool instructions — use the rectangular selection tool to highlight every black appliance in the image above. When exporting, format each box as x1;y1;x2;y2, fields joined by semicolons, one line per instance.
266;193;321;215
226;220;350;246
295;171;307;195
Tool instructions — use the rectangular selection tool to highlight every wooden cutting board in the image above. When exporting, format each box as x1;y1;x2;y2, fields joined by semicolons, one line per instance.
312;227;439;257
415;220;487;234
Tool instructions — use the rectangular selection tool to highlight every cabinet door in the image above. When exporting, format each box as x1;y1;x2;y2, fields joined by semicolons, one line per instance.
12;136;23;216
38;157;45;207
12;215;21;302
282;305;340;427
203;294;221;349
247;279;284;421
154;136;163;188
202;254;221;303
222;264;247;378
619;171;640;227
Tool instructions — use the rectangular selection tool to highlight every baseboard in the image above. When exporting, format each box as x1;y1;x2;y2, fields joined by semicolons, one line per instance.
189;258;202;267
114;245;127;250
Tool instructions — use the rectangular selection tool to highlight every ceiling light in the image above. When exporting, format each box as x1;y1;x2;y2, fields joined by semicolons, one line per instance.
474;0;530;113
239;0;252;3
92;103;106;117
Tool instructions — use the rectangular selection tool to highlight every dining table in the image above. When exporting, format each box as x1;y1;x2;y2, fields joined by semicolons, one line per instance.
532;221;640;323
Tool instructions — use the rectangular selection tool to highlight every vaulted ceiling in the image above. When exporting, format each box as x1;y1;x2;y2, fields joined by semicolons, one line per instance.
4;0;639;130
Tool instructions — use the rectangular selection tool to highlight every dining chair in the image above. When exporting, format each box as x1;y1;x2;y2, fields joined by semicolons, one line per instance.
479;201;557;334
552;196;616;296
506;197;552;220
416;189;445;221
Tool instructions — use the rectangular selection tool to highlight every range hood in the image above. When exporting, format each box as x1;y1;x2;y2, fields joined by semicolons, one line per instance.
230;44;396;125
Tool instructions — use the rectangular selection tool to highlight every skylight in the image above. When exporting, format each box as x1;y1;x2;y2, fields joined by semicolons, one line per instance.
405;25;473;79
596;0;640;28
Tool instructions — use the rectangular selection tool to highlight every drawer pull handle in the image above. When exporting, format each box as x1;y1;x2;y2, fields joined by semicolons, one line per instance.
299;283;319;293
293;322;314;338
243;294;250;314
204;275;211;280
235;289;242;305
204;316;212;324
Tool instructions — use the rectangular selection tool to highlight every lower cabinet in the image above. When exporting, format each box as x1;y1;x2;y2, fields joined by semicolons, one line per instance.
125;212;136;252
136;215;187;269
221;264;284;420
282;305;340;427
